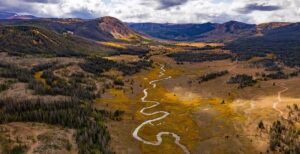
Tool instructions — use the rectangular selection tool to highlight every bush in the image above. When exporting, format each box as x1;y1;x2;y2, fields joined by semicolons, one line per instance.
113;79;124;86
168;52;231;62
0;64;32;82
227;74;256;88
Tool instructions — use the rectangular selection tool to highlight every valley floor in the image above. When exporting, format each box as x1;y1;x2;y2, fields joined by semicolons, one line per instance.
96;55;300;154
0;51;299;154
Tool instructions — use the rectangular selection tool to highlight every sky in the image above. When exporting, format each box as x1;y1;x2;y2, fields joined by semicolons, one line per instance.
0;0;300;24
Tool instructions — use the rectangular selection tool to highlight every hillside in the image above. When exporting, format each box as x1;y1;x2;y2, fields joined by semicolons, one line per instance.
226;23;300;67
0;16;143;42
196;21;256;42
128;22;216;41
0;25;118;56
256;22;291;35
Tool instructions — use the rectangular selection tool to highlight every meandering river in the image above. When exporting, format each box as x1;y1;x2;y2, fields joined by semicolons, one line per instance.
132;64;190;154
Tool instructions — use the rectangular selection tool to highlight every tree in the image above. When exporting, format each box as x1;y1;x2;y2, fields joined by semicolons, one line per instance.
258;120;265;130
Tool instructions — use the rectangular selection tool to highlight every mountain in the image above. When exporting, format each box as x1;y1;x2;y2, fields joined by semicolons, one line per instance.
0;25;118;56
68;16;141;41
196;21;256;42
226;23;300;67
0;16;142;41
256;22;291;36
0;12;17;19
0;12;37;20
128;22;216;41
129;21;257;42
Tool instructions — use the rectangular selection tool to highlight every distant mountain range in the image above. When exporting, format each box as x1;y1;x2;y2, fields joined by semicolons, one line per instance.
0;12;295;43
129;21;294;42
0;12;38;20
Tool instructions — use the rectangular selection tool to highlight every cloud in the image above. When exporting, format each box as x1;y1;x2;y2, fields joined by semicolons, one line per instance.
0;0;299;24
124;13;150;20
22;0;60;3
68;8;97;19
157;0;188;10
237;3;282;14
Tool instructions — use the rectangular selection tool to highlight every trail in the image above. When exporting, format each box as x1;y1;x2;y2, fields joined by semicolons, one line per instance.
272;84;289;118
222;58;238;85
132;64;190;154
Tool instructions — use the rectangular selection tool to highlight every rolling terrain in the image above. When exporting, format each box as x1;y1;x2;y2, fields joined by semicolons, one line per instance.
0;15;299;154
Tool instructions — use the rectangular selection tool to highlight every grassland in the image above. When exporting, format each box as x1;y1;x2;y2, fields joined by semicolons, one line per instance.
95;49;300;153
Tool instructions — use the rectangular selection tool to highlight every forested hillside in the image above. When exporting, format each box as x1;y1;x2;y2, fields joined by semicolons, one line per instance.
226;23;300;67
0;25;117;56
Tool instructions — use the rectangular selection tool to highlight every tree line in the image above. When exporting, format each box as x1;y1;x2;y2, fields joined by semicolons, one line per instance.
80;57;152;76
168;52;232;62
198;70;228;83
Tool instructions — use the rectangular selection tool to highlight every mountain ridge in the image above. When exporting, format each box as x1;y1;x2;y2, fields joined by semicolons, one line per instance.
0;16;142;42
128;21;295;42
0;12;38;20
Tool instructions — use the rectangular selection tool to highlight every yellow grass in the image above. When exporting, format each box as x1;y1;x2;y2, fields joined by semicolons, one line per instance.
98;41;127;49
96;88;131;112
176;42;223;48
34;71;47;86
206;98;246;123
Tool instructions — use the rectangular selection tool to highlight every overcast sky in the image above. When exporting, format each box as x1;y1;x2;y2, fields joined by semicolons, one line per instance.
0;0;300;23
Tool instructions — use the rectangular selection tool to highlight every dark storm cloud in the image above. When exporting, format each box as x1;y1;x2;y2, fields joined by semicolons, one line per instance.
22;0;60;4
0;0;59;14
157;0;188;10
0;2;34;14
237;3;281;14
69;8;97;19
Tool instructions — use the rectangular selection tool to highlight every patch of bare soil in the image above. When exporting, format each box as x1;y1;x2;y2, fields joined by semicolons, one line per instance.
0;122;77;154
0;52;82;69
0;82;68;101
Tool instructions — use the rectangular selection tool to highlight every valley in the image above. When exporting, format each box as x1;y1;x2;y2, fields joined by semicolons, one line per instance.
0;15;299;154
97;53;299;154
